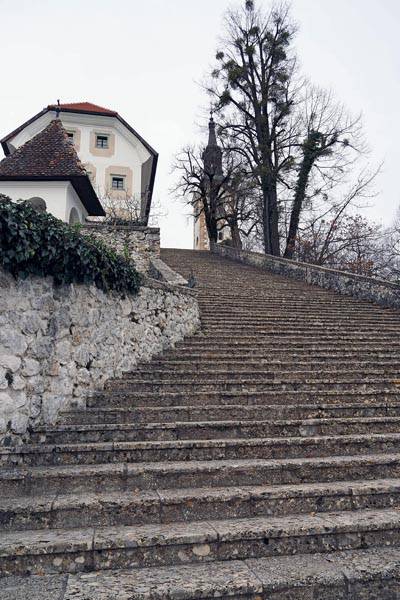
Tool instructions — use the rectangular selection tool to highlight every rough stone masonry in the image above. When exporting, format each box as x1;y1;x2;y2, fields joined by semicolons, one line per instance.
0;267;199;445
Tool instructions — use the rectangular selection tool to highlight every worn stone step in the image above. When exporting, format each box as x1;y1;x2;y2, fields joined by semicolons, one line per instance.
164;349;400;361
199;323;400;332
178;334;400;345
140;359;400;372
31;417;400;445
2;478;400;533
60;403;400;425
2;508;400;576
200;308;400;317
105;378;396;394
4;453;400;498
4;547;400;599
88;389;400;409
175;340;400;351
125;368;400;382
4;434;400;467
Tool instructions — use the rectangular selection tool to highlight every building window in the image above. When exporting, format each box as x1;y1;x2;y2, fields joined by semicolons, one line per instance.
66;131;75;144
96;134;109;149
218;231;224;241
111;176;125;190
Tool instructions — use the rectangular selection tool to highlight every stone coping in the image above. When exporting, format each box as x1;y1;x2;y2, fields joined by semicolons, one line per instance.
142;275;195;297
83;222;160;234
213;245;400;309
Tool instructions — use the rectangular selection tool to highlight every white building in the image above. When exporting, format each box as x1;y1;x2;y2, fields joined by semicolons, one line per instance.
0;118;104;224
0;101;158;224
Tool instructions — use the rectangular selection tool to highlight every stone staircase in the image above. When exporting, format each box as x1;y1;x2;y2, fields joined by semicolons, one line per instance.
2;248;400;598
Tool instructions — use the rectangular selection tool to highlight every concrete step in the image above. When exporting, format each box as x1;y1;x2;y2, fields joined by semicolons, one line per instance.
2;508;400;576
4;433;400;467
31;417;400;445
2;478;400;532
60;403;400;425
4;547;399;599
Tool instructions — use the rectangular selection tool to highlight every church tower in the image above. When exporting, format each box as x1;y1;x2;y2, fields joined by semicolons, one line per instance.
194;115;229;250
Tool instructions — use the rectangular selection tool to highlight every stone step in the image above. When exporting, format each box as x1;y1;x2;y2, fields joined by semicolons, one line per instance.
5;547;400;599
105;378;397;394
179;334;400;344
175;339;400;350
199;308;400;317
2;508;400;577
60;403;400;425
4;453;400;499
4;433;400;467
139;359;400;372
164;350;400;361
200;324;400;333
5;453;400;498
31;417;400;445
3;477;400;533
88;389;400;409
125;368;400;381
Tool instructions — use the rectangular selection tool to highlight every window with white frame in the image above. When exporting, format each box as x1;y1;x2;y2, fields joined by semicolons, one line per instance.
96;134;109;149
66;131;75;144
111;175;125;190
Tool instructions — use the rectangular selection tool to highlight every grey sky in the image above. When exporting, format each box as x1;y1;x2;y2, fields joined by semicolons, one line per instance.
1;0;399;248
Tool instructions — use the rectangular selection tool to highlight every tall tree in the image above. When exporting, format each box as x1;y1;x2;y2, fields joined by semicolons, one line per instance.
284;86;365;258
208;0;297;255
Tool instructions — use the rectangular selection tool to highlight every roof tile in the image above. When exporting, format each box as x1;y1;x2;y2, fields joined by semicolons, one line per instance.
0;118;86;178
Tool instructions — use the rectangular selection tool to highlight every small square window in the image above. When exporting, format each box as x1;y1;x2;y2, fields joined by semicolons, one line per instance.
66;131;75;144
111;176;125;190
96;135;109;149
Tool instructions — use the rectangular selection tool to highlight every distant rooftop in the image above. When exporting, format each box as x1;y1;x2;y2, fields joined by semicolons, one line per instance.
47;102;118;116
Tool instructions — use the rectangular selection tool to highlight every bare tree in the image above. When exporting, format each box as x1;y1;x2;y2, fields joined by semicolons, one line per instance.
207;0;298;255
172;143;257;248
283;86;366;258
98;192;166;227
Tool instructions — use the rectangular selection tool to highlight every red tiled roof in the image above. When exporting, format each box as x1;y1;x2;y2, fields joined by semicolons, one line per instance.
47;102;118;116
0;118;86;177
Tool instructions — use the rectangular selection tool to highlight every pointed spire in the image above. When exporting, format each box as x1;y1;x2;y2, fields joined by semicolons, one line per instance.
207;111;218;147
203;112;223;177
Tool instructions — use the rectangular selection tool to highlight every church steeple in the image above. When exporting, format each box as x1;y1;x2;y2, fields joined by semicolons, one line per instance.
202;113;223;178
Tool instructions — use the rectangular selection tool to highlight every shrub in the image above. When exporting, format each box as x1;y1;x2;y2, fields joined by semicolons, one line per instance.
0;195;141;295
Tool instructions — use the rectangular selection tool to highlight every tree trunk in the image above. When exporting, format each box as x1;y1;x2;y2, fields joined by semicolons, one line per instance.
262;175;280;256
230;221;243;249
284;151;316;259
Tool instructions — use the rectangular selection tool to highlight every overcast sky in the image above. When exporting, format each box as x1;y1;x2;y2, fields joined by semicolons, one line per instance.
1;0;399;248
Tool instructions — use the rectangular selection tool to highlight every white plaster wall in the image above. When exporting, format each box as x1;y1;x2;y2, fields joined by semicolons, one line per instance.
8;112;151;200
0;182;87;223
65;184;88;223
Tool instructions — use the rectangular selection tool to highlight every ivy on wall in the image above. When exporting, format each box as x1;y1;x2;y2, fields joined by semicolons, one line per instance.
0;195;141;295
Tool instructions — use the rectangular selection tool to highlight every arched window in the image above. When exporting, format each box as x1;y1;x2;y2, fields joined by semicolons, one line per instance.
26;197;47;213
68;207;80;225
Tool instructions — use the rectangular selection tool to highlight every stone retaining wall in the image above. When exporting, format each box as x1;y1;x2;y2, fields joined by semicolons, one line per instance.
213;245;400;309
82;223;160;274
0;269;199;446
